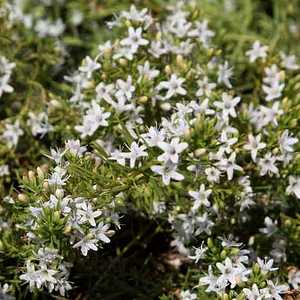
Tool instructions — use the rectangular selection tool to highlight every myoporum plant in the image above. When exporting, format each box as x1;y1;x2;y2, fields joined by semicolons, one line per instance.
1;0;300;299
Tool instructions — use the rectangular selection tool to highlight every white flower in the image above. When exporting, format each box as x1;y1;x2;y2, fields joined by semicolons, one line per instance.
35;265;57;288
200;266;224;293
263;82;284;101
243;284;264;300
73;235;98;256
92;222;112;243
205;167;221;183
76;202;102;227
180;290;197;300
196;76;216;97
264;280;288;300
151;161;184;185
216;152;243;180
122;142;148;168
2;120;24;148
286;176;300;199
214;92;240;118
116;75;135;100
259;216;277;236
190;98;215;116
0;164;9;176
0;74;14;97
188;243;207;263
263;64;281;85
27;112;53;137
48;166;69;186
280;52;299;70
65;139;87;157
189;184;212;210
260;101;283;127
156;74;187;99
218;61;233;88
20;262;38;290
110;149;126;166
257;257;278;274
258;152;278;176
120;27;148;52
75;101;111;138
279;130;298;153
0;56;16;75
188;20;215;47
141;126;166;147
243;134;266;162
157;137;188;163
79;56;101;79
95;82;114;103
246;41;268;62
121;5;151;25
137;61;159;81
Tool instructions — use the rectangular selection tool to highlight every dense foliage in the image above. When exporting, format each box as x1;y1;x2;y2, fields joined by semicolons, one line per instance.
1;1;300;299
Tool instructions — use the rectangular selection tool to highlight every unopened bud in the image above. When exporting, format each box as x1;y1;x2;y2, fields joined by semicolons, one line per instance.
176;55;184;66
220;249;227;259
222;293;229;300
290;119;298;128
138;96;148;104
118;58;127;66
164;65;172;75
207;238;214;249
253;262;260;275
64;225;72;234
103;47;112;58
28;170;35;182
36;166;45;180
156;31;162;41
195;148;206;157
125;20;131;27
160;102;172;111
43;180;49;191
18;193;28;203
49;99;62;109
55;188;64;199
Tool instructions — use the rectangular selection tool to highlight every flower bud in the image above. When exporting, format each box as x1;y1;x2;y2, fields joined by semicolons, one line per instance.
290;119;298;128
17;193;28;203
49;99;62;109
253;262;260;275
138;96;148;104
160;102;172;111
156;31;161;41
118;58;127;66
220;249;227;259
222;293;229;300
103;47;112;58
43;180;49;191
207;238;214;249
55;188;64;199
64;225;72;234
125;20;131;27
36;166;45;180
194;148;206;157
28;170;35;182
164;65;172;75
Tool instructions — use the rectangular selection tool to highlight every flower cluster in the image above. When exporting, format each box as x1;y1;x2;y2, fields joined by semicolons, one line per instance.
1;0;300;299
0;56;15;98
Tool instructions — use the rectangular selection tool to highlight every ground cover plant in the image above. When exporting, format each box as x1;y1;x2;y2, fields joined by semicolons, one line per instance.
1;0;300;299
